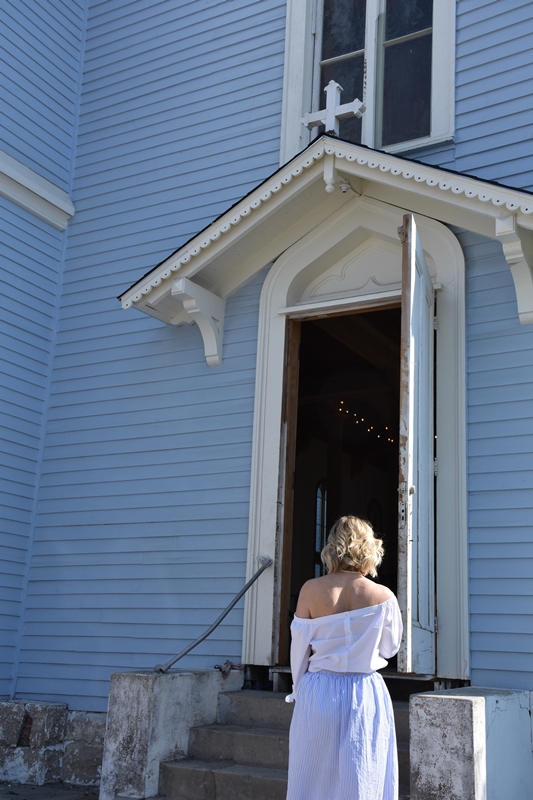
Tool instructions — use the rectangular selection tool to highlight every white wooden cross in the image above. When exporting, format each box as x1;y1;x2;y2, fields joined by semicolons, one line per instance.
301;81;366;136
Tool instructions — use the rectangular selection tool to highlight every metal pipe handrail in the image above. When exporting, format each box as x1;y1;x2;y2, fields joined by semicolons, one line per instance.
154;555;273;674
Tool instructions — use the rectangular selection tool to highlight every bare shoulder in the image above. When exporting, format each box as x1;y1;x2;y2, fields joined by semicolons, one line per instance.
299;576;327;601
295;577;325;618
369;581;394;604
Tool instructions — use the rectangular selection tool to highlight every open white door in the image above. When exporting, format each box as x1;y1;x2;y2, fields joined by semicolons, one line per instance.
397;214;435;675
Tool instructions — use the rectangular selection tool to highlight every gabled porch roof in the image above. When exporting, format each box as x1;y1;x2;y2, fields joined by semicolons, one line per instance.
120;135;533;363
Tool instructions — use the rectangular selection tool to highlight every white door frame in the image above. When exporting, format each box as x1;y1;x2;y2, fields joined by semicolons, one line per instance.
242;195;469;680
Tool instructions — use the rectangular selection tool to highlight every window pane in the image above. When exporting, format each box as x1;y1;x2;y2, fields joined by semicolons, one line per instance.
322;0;367;60
385;0;432;41
381;33;431;146
320;54;364;143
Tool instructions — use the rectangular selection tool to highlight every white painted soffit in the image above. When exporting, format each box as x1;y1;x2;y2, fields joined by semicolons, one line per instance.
120;135;533;327
0;149;74;231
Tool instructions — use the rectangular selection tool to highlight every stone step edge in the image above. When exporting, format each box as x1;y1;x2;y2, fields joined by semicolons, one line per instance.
196;720;409;742
193;721;410;750
222;690;288;699
221;691;410;716
160;758;288;780
153;793;408;799
222;690;410;705
219;691;409;727
193;722;289;737
159;760;408;799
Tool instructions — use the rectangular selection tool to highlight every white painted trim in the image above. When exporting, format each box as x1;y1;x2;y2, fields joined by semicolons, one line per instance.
242;196;469;679
384;134;454;156
430;0;456;144
280;0;314;164
0;149;74;231
280;0;456;160
120;138;533;322
495;216;533;325
278;289;401;317
171;278;226;365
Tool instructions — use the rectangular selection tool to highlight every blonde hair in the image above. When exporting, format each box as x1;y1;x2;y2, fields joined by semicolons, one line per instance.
321;516;384;577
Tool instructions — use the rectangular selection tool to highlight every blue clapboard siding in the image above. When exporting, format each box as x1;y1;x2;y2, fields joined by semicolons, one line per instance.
15;274;266;712
0;198;64;697
461;230;533;690
405;0;533;192
0;0;85;191
454;0;533;189
14;0;285;711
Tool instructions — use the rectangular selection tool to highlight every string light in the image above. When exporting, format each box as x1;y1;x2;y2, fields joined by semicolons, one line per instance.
335;399;396;444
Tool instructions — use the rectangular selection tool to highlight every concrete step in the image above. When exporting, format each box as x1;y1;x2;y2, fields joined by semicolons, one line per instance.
159;758;287;800
158;759;409;800
218;690;293;730
398;739;410;788
189;725;407;786
189;723;289;770
174;690;411;799
394;700;410;742
220;690;410;739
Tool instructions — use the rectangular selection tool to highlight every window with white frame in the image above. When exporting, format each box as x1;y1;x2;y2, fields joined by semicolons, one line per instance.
280;0;455;161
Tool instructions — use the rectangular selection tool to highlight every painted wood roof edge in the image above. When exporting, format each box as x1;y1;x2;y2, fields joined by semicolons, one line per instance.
119;135;533;309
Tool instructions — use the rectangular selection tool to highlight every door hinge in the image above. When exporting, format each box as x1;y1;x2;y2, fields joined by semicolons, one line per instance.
434;615;438;633
433;458;438;477
433;314;438;330
399;501;406;525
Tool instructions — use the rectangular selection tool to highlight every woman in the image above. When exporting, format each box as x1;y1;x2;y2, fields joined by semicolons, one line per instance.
285;515;403;800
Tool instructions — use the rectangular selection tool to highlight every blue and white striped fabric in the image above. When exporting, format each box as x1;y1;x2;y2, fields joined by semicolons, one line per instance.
286;670;398;800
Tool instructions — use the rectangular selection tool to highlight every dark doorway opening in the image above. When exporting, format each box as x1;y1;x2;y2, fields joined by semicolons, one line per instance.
279;306;401;665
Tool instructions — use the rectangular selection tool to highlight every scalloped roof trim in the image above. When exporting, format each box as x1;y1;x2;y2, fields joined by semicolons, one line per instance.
122;140;533;309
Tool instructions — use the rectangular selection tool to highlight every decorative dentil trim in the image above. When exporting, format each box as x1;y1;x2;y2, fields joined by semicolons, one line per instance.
121;138;533;313
171;278;225;366
0;149;74;231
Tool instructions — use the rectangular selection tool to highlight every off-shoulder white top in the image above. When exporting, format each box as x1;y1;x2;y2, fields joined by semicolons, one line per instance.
286;595;403;702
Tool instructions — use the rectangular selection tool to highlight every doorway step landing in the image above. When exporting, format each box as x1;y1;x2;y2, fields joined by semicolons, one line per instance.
156;690;410;799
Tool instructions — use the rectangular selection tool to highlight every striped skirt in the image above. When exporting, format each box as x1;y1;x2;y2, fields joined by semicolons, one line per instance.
286;670;398;800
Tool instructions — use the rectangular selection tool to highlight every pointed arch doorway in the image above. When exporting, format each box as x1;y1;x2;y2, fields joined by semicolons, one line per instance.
242;197;468;682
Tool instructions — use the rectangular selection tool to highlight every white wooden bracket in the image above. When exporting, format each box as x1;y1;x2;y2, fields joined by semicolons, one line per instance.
495;216;533;325
171;278;226;366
